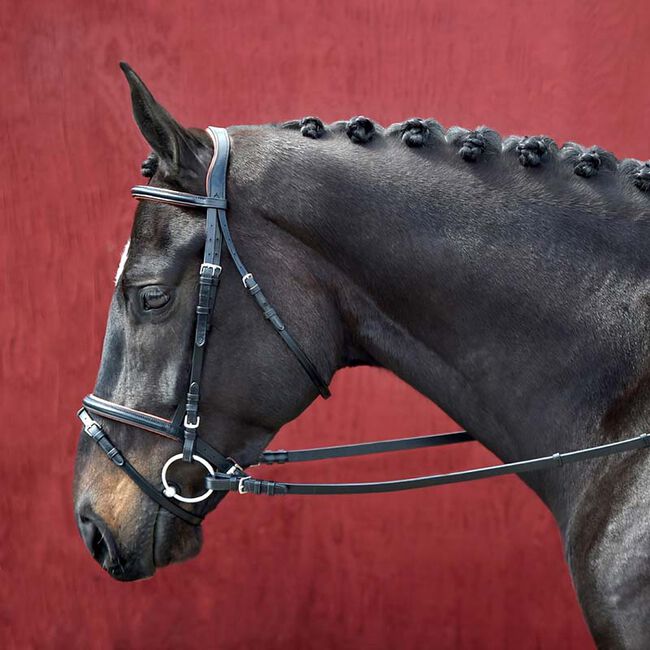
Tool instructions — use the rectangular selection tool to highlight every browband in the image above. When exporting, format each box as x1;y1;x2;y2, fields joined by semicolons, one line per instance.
131;185;228;209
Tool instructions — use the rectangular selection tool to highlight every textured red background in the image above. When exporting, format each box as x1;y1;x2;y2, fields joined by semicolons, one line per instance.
3;1;650;648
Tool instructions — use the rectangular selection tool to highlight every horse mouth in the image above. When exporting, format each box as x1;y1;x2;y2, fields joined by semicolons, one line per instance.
97;508;200;581
76;504;156;582
153;507;204;569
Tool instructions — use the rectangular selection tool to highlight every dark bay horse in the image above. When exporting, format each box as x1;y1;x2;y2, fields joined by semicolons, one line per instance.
73;63;650;648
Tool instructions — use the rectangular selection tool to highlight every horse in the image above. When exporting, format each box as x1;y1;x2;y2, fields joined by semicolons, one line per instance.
73;63;650;648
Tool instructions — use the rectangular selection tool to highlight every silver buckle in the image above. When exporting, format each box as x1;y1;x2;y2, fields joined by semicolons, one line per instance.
79;410;102;438
84;422;102;438
238;476;253;494
183;414;200;429
242;272;254;288
200;263;221;277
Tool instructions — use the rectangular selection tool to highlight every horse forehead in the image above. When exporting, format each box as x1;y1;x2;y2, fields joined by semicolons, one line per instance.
132;199;203;246
124;208;203;276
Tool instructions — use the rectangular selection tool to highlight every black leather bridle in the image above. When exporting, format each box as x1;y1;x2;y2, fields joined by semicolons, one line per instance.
78;125;650;527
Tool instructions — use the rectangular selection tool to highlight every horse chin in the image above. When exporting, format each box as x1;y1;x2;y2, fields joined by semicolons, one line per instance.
106;562;155;582
153;508;204;569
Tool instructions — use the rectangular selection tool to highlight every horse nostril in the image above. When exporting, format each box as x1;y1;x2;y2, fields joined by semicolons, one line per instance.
77;511;119;571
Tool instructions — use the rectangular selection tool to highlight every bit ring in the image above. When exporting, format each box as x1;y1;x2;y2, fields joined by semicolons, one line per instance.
161;453;214;503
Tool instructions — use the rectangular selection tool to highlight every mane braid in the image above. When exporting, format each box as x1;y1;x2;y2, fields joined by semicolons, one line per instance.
281;117;327;139
560;143;619;179
345;116;377;144
446;126;501;162
300;116;325;139
575;150;602;178
515;136;556;167
141;152;158;178
634;162;650;192
384;118;446;147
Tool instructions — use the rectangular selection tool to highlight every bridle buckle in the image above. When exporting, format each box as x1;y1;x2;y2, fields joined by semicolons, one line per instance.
200;262;222;277
238;476;253;494
183;414;200;430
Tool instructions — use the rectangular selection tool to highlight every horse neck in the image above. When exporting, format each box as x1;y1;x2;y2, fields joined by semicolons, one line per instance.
236;130;650;521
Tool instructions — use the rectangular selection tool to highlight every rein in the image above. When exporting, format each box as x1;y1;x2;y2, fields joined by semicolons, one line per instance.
78;125;650;524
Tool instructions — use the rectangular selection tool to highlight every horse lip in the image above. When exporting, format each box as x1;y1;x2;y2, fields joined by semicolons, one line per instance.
153;505;204;569
152;504;168;569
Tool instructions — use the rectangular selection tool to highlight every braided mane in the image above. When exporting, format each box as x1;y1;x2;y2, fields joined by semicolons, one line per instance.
140;115;650;193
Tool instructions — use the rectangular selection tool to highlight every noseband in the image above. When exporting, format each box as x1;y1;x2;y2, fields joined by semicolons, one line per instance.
78;126;650;527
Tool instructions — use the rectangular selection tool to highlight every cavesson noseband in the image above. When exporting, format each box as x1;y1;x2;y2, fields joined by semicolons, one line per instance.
78;126;650;526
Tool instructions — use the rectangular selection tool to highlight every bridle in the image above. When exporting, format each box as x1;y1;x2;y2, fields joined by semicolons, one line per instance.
78;125;650;527
78;126;329;526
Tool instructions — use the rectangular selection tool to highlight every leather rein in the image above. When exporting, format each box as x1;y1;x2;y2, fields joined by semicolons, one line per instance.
77;125;650;526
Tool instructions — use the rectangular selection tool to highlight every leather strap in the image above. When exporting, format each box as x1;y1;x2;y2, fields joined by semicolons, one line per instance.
259;430;472;464
82;395;472;467
216;211;331;398
131;185;227;210
207;432;650;496
82;393;179;439
179;128;230;461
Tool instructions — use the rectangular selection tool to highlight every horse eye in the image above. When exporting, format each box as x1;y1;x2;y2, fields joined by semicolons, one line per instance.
139;286;170;311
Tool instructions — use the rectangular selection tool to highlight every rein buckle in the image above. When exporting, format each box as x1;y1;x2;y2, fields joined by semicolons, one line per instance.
238;476;253;494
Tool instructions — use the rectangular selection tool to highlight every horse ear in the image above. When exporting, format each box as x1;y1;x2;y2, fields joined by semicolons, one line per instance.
119;62;209;183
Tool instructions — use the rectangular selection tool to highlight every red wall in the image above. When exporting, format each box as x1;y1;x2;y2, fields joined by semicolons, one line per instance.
4;2;650;648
